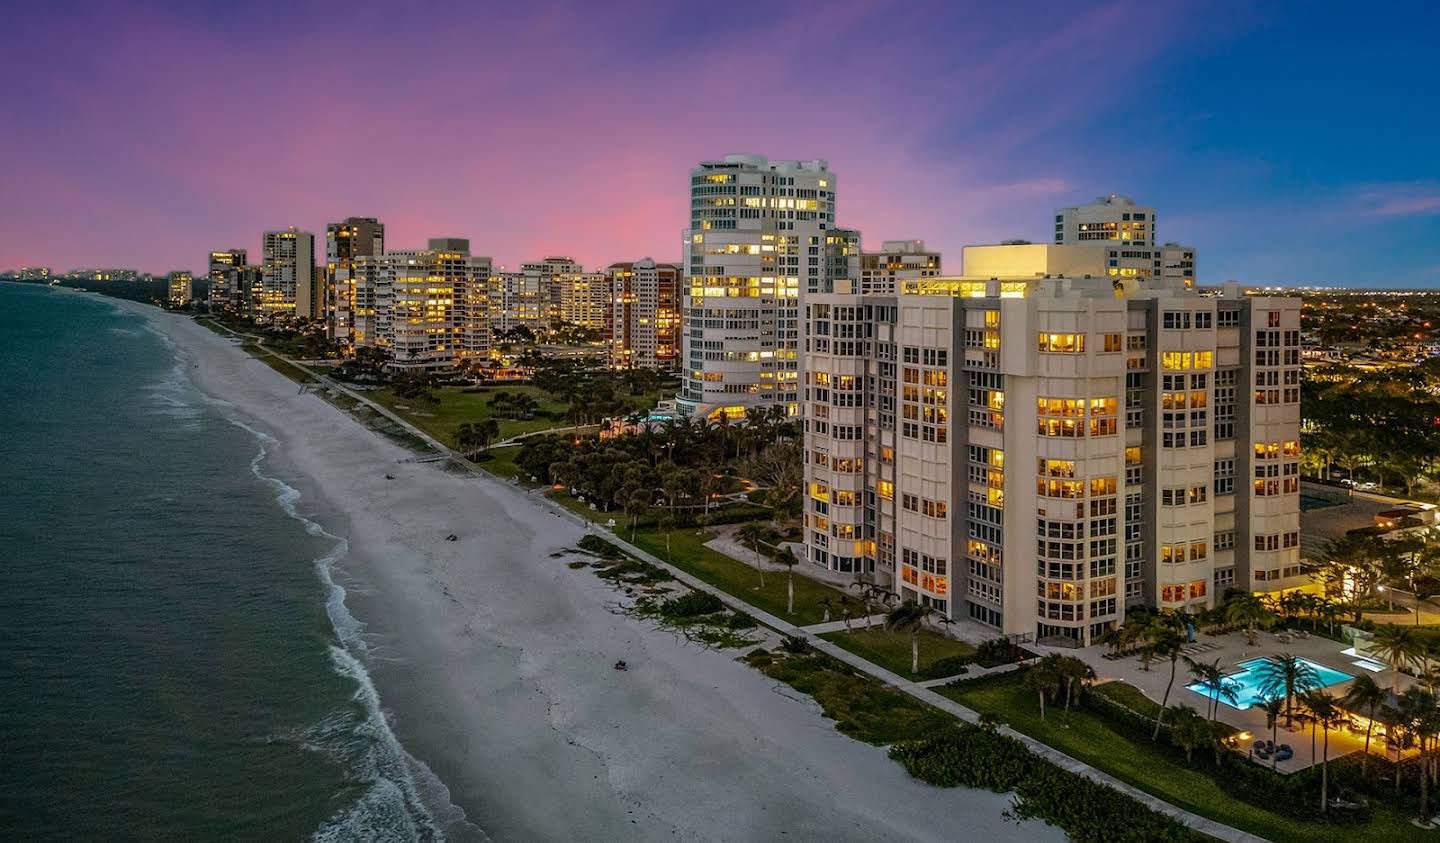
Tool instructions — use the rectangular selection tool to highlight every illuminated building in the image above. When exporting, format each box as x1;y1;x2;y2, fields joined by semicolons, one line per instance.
679;154;842;420
166;271;193;307
258;227;316;321
858;240;941;294
207;249;247;312
326;217;385;346
605;258;680;370
803;202;1300;645
19;267;53;282
353;238;490;371
488;270;543;334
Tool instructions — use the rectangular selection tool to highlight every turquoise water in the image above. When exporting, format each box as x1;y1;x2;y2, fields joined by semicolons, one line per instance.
1186;657;1354;710
0;284;442;840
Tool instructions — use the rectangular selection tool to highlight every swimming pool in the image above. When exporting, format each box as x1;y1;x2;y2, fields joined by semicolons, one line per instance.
1185;657;1354;710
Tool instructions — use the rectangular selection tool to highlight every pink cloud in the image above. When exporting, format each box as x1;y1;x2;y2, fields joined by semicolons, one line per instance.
1358;182;1440;217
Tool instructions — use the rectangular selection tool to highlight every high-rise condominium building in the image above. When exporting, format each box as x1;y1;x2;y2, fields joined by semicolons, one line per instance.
207;249;247;312
352;239;491;371
606;258;681;370
327;217;385;346
678;154;840;420
517;257;608;330
859;240;942;294
258;228;316;321
166;271;194;306
488;270;543;335
802;204;1300;646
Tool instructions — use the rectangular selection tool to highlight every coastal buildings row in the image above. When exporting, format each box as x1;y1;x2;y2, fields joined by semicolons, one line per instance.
202;223;687;372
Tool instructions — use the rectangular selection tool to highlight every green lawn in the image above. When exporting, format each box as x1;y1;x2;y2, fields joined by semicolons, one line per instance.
942;676;1414;843
368;385;569;446
820;627;975;680
546;492;846;626
477;445;528;482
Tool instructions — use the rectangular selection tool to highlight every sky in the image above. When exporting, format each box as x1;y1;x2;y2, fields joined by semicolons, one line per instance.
1;0;1437;286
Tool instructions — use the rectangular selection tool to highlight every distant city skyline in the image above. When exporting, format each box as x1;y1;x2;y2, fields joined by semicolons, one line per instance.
2;0;1437;286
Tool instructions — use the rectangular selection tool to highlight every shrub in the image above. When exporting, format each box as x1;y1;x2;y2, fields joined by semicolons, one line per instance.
658;590;724;619
779;634;813;654
726;611;758;630
577;534;625;559
918;654;972;680
975;637;1030;668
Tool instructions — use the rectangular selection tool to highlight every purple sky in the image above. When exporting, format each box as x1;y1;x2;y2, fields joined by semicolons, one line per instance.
3;0;1437;286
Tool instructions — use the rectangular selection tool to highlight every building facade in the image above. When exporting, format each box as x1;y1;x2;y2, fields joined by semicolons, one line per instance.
859;240;941;294
606;258;681;370
352;239;490;371
257;228;316;321
679;154;840;420
207;249;247;312
166;271;193;307
326;217;385;346
803;213;1300;645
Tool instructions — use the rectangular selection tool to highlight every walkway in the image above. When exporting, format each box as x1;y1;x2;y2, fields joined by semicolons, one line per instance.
216;319;1265;843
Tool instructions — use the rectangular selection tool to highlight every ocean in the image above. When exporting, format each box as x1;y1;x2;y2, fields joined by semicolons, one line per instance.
0;283;445;841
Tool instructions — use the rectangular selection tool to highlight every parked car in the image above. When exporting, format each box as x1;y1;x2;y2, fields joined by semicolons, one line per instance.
1339;479;1354;488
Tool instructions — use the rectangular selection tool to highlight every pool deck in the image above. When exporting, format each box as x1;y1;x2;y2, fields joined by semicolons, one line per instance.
1036;630;1419;773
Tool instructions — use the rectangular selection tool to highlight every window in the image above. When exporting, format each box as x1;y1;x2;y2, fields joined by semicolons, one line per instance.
1038;333;1086;353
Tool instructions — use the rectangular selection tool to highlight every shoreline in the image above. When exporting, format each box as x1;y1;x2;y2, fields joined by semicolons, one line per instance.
117;300;1057;842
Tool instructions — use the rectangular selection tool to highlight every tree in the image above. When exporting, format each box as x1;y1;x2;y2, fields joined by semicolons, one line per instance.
738;522;767;589
1225;593;1276;646
1254;653;1321;728
884;600;930;676
1302;690;1349;813
658;515;676;560
1397;687;1440;827
624;488;650;541
1168;706;1212;763
773;545;800;615
1024;657;1063;721
1371;623;1425;691
1056;656;1096;712
1149;613;1187;740
1342;673;1387;773
1261;696;1285;774
1186;657;1237;722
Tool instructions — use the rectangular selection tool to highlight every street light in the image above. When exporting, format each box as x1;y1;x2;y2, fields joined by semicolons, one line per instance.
1377;584;1423;626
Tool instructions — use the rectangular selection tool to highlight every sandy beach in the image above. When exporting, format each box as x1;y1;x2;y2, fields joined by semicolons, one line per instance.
131;303;1059;842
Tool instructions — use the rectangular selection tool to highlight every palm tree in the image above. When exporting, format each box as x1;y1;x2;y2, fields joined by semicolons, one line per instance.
1342;674;1387;773
737;522;767;589
884;600;930;676
1024;656;1063;720
1057;656;1096;712
1186;657;1237;722
624;488;650;542
1303;690;1349;813
1371;623;1425;691
1169;706;1212;763
1397;687;1440;827
1254;653;1321;728
1225;593;1276;645
1149;614;1187;740
1261;696;1285;773
773;545;800;615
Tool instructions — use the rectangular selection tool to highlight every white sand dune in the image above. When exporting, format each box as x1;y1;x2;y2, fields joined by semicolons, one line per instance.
130;304;1059;843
